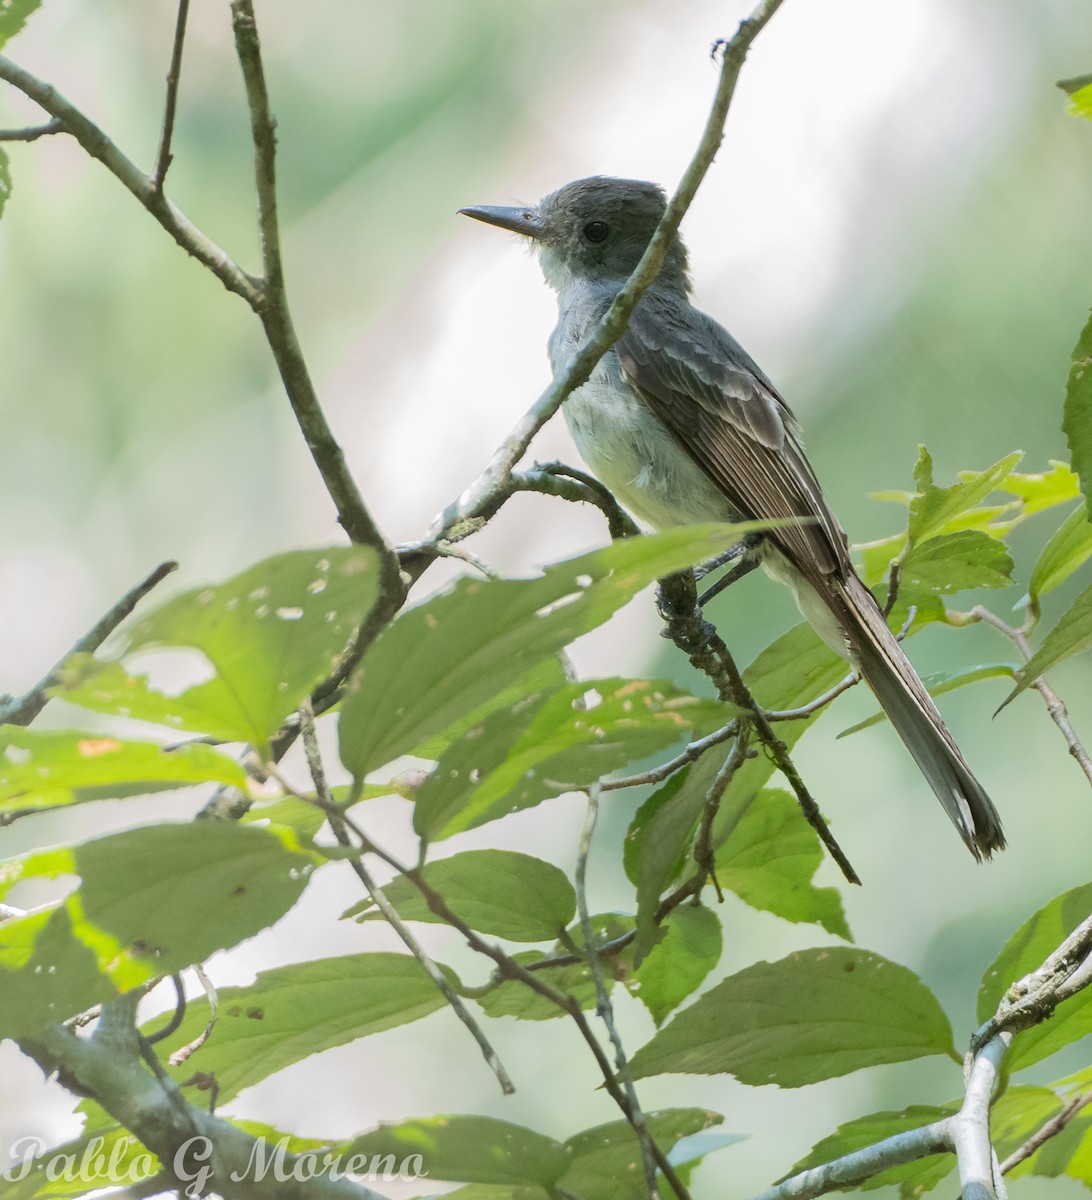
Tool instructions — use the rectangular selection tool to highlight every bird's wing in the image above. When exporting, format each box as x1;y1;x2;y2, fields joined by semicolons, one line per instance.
617;294;852;583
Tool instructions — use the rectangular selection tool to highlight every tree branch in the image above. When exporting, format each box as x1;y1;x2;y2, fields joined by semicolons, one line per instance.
0;56;261;303
575;784;666;1200
0;116;63;141
655;568;861;885
999;1090;1092;1174
287;704;515;1097
0;561;178;727
228;0;401;576
967;604;1092;787
23;1001;389;1200
750;1121;952;1200
150;0;190;193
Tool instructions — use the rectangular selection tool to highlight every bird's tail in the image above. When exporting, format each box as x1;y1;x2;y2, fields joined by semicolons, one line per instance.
830;572;1005;860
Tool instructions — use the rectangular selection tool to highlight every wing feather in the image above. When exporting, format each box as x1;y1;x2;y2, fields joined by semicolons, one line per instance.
617;294;852;584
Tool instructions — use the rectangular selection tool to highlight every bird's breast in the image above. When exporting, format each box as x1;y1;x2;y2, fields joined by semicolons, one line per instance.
560;348;739;531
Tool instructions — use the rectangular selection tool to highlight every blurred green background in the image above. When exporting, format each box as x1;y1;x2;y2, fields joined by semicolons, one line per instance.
2;0;1092;1195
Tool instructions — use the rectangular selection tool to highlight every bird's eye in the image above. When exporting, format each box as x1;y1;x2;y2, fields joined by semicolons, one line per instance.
583;221;609;243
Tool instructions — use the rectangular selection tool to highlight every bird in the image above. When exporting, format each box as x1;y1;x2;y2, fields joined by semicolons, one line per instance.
459;175;1005;860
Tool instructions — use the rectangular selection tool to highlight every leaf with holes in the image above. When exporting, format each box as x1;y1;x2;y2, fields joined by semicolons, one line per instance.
0;726;246;817
900;530;1013;593
0;823;314;1034
414;678;730;841
339;525;757;781
56;548;378;747
154;953;454;1105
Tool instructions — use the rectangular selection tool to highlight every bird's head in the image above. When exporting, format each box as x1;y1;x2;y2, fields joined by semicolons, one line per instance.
460;176;691;294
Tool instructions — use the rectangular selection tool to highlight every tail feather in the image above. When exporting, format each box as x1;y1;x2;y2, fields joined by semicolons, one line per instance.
832;573;1005;860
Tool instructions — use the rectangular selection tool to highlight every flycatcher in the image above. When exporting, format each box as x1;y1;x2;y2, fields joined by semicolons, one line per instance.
461;176;1004;860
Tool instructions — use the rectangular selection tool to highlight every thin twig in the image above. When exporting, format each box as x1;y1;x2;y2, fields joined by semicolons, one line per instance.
169;964;219;1067
656;569;860;885
602;720;740;791
0;56;260;302
576;784;663;1200
229;0;399;570
693;725;753;900
150;0;190;192
293;702;515;1095
1000;1091;1092;1174
422;0;788;552
0;560;177;727
968;604;1092;787
764;671;859;722
0;117;63;141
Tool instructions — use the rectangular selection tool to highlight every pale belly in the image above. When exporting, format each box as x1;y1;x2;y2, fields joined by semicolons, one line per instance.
562;365;851;661
563;368;739;530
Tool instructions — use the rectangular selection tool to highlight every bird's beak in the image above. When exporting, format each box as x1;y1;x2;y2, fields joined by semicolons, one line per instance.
458;204;543;240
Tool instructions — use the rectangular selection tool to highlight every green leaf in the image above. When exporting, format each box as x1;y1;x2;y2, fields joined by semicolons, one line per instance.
560;1109;733;1200
58;548;379;746
347;850;575;942
79;822;314;983
0;1126;159;1200
157;953;453;1105
2;822;313;980
242;795;328;840
473;949;600;1021
410;657;567;761
0;726;246;816
0;0;40;50
345;1116;570;1188
473;914;630;1021
415;678;728;841
629;622;849;960
782;1104;957;1195
338;525;754;781
1066;310;1092;518
1059;76;1092;120
716;788;851;940
838;663;1016;738
0;907;118;1037
999;461;1082;515
1029;504;1092;602
628;904;721;1026
0;823;314;1034
908;449;1022;545
629;948;955;1087
901;530;1013;593
1002;582;1092;707
990;1086;1067;1181
0;146;10;220
978;883;1092;1070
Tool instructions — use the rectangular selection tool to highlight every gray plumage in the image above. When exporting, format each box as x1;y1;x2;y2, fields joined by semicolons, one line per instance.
460;176;1005;860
